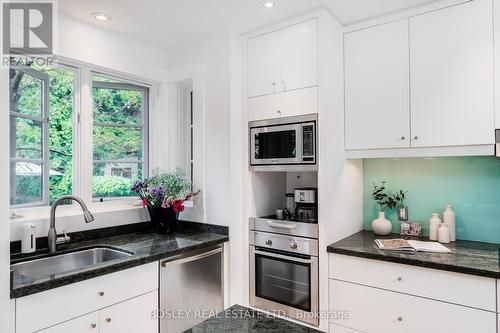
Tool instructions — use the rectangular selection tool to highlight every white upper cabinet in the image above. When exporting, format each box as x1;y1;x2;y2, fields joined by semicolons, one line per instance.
247;19;318;99
344;19;410;150
280;19;318;92
247;31;281;98
494;0;500;129
409;0;494;147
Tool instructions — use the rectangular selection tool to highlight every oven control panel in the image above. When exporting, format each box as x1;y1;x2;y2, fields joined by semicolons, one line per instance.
250;231;318;256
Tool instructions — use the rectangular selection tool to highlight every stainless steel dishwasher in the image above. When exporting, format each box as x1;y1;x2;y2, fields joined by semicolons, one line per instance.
160;245;224;333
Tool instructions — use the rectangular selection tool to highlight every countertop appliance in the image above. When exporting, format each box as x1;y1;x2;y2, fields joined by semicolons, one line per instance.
294;188;318;223
249;114;317;172
160;246;224;333
249;217;319;326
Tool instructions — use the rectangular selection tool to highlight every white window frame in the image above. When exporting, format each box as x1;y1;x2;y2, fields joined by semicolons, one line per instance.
91;76;149;202
9;57;157;218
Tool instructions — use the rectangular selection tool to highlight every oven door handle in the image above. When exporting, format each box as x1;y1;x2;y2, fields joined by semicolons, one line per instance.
254;249;314;264
266;220;297;230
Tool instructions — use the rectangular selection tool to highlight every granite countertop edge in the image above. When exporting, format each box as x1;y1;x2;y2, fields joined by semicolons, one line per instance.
327;246;499;279
11;234;229;299
327;231;500;280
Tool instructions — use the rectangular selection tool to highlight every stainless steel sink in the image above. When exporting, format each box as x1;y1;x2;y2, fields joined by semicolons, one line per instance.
11;247;133;279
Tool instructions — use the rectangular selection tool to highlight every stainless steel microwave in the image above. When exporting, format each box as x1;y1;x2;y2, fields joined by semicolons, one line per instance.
249;114;317;171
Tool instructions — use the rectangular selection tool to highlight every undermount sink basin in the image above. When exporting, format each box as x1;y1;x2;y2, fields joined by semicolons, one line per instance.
11;247;133;280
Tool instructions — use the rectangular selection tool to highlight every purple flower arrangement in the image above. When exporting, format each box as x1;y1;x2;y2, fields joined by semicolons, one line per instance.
130;168;199;213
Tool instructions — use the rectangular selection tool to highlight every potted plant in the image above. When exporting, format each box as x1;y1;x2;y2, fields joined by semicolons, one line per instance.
131;168;199;234
371;182;406;236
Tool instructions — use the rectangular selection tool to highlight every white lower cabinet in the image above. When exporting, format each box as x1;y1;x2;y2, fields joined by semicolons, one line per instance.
99;291;158;333
330;280;496;333
329;323;362;333
16;262;159;333
38;312;100;333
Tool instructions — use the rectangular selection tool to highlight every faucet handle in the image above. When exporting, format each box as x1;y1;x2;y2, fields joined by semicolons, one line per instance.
56;230;71;245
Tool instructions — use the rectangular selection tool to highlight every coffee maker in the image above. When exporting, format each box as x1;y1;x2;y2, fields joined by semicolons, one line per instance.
294;187;318;223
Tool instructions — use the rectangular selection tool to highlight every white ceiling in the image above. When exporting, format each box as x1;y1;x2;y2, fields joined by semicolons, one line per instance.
59;0;437;51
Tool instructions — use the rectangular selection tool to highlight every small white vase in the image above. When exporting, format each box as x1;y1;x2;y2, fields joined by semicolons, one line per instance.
372;211;392;236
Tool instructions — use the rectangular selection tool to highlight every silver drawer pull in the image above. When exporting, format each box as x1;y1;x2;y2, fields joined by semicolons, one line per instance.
98;291;105;296
106;318;112;323
398;317;403;322
266;221;297;229
397;277;403;282
90;323;97;329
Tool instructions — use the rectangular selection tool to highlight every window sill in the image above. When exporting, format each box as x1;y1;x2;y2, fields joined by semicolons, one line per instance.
10;199;143;223
10;198;195;222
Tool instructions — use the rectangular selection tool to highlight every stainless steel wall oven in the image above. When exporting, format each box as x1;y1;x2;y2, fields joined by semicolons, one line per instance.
249;218;319;326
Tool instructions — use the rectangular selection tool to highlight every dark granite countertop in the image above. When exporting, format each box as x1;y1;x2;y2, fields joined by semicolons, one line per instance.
11;222;229;299
183;305;322;333
327;231;499;279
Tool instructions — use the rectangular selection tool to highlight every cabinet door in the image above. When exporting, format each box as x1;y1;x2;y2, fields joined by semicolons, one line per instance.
330;280;497;333
248;86;318;121
410;0;494;147
495;0;500;129
247;31;281;98
100;291;158;333
344;20;410;150
281;19;318;92
38;312;99;333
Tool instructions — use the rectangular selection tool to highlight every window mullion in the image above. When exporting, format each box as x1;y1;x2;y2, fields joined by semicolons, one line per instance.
78;67;94;203
42;74;50;206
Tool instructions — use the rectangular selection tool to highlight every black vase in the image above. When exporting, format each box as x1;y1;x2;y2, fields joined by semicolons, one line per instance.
147;206;179;234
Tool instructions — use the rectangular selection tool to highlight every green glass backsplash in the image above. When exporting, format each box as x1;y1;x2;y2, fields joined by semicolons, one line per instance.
363;157;500;244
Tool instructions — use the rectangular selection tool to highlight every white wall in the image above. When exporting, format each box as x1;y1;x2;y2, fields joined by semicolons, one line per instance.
57;13;169;82
167;34;232;227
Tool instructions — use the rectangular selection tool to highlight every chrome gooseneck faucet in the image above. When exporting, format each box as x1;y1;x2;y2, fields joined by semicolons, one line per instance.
48;195;95;253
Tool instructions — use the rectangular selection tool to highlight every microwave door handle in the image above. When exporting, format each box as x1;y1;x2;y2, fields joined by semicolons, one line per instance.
254;250;314;264
266;220;297;229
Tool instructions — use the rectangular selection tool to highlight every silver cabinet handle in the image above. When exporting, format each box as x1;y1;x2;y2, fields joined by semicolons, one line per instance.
98;291;105;296
266;220;297;229
161;246;222;267
398;317;403;322
414;136;419;140
277;110;282;117
397;277;403;282
401;136;405;140
254;250;313;264
90;323;97;329
106;318;112;323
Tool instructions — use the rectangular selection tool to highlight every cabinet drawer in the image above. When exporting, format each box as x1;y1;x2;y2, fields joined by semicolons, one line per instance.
329;323;363;333
248;86;318;121
17;262;158;333
497;280;499;313
329;280;497;333
329;254;496;311
100;291;158;333
37;312;100;333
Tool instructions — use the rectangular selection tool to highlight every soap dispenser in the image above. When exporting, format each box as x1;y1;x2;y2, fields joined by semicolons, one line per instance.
22;223;36;254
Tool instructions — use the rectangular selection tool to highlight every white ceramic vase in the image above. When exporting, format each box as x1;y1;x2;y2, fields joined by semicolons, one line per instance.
372;211;392;236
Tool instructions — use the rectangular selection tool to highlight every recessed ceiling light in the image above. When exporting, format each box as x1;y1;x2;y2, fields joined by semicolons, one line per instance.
262;2;275;8
91;12;111;22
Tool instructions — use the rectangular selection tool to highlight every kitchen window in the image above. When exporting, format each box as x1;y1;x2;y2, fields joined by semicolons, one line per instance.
9;64;75;207
9;60;151;209
92;73;149;201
